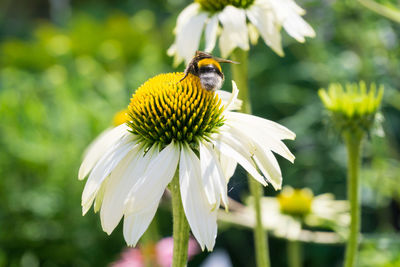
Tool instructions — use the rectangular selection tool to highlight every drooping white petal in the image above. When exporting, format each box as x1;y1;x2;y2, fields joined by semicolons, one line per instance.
94;179;107;213
200;142;228;208
218;6;249;57
246;5;283;56
200;141;228;208
125;142;180;214
79;124;130;180
169;3;203;65
81;134;136;215
199;142;218;208
218;152;237;182
180;144;217;251
225;112;296;140
123;202;159;246
253;146;283;190
174;3;201;34
176;12;208;64
205;14;219;53
267;0;315;43
100;145;149;234
214;133;267;186
226;117;295;163
248;23;260;45
282;14;315;43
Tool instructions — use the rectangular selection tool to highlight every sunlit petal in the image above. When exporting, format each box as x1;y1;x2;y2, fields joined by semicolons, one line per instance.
180;144;217;251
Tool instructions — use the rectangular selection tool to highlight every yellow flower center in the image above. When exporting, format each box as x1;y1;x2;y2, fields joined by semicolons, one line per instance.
278;187;313;217
195;0;254;12
127;73;224;145
112;109;129;126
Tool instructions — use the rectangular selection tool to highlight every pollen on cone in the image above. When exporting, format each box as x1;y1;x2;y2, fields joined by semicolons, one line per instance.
127;73;224;145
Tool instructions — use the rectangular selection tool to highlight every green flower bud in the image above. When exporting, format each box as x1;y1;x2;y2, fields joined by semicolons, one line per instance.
318;81;383;135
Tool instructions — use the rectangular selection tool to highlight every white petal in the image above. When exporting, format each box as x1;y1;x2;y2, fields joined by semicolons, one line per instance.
200;142;228;208
226;116;295;163
267;0;315;43
176;12;208;64
216;89;242;111
225;112;296;140
218;152;237;182
282;15;315;43
220;122;277;188
78;124;130;180
170;3;202;65
93;179;107;213
81;134;136;215
200;142;218;208
222;81;240;113
246;6;283;56
123;202;159;246
205;15;219;53
248;22;260;45
180;144;217;251
125;142;180;213
167;44;181;67
99;145;145;234
218;6;249;57
174;3;201;34
253;147;283;190
214;133;267;186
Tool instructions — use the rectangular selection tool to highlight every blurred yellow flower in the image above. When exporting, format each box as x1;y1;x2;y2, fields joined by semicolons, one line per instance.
278;187;313;217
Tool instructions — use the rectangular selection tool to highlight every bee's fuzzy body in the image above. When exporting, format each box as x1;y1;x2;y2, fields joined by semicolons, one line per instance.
179;51;236;91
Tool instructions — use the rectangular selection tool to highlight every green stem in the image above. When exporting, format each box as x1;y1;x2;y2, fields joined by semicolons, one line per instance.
231;48;271;267
287;240;302;267
170;172;190;267
343;131;363;267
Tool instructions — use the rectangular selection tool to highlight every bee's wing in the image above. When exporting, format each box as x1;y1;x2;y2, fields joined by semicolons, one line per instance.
178;58;196;83
214;57;239;64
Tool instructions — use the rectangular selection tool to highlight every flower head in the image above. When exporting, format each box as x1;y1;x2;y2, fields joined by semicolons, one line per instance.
127;73;224;146
79;71;295;251
222;186;350;241
318;81;384;135
168;0;315;65
278;186;313;217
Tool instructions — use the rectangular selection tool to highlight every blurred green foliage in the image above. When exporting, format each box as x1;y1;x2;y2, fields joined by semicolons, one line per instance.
0;0;400;266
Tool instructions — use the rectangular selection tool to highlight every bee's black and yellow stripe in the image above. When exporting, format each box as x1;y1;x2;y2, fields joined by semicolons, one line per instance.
197;58;223;79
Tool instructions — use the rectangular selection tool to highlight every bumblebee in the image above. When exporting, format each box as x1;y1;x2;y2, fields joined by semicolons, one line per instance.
179;51;237;91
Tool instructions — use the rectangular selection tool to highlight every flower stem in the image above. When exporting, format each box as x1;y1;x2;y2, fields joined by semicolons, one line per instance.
231;48;271;267
287;240;302;267
343;130;363;267
170;172;190;267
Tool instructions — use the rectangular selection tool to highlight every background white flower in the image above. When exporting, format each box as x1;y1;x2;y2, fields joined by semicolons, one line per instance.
79;72;295;251
218;187;350;242
169;0;316;65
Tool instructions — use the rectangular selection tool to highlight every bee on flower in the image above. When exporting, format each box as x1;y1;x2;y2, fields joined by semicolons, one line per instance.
78;52;295;251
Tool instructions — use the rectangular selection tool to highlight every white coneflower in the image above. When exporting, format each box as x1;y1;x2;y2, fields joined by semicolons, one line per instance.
219;186;350;240
79;72;295;251
168;0;315;65
263;187;350;240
